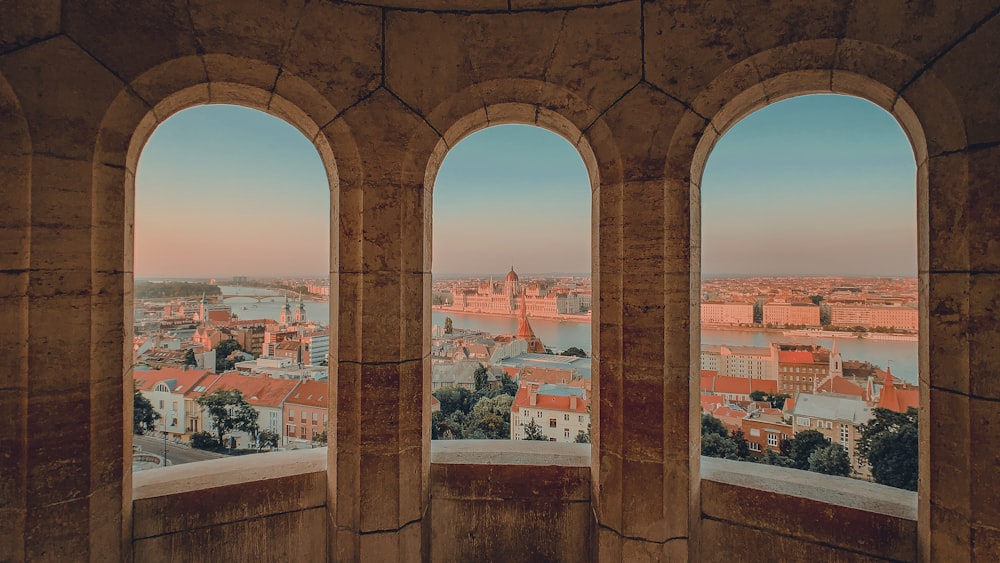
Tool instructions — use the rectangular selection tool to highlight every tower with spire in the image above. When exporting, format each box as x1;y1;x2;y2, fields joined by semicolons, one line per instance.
877;365;900;412
516;290;547;354
295;294;306;323
199;292;208;324
280;295;291;325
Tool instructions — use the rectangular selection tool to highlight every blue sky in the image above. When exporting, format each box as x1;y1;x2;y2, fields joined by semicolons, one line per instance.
135;94;917;278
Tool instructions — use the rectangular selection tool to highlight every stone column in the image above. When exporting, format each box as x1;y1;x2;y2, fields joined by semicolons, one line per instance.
592;84;700;560
0;37;132;561
329;89;434;561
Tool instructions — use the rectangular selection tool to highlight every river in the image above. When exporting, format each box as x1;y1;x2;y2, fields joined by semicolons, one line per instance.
218;288;918;384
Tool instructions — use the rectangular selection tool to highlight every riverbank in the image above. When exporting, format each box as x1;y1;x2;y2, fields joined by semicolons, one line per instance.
433;305;591;323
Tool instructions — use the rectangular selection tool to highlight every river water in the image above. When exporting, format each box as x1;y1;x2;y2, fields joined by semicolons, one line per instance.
219;287;917;384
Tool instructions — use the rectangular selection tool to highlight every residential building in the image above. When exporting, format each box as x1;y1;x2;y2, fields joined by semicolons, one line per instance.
134;367;217;440
791;393;874;478
763;302;821;327
199;372;299;449
829;304;919;331
511;383;589;442
701;301;754;326
283;379;329;447
742;411;793;457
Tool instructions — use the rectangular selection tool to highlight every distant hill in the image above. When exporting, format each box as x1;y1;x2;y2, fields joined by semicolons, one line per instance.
135;281;222;299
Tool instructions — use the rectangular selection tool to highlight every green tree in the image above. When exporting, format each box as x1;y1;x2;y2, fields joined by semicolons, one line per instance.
214;339;244;372
574;430;590;443
560;347;588;358
767;393;791;410
196;389;259;447
314;427;328;445
701;413;729;439
523;419;546;440
257;429;280;450
749;390;767;402
133;387;160;435
190;431;219;450
809;294;825;306
858;407;918;491
433;385;475;417
473;363;490;393
702;433;738;459
444;317;453;334
729;429;751;460
788;430;829;470
808;443;851;476
184;348;197;367
465;394;513;439
760;449;796;468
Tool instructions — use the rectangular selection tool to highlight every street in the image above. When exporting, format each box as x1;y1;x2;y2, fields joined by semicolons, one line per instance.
133;434;227;466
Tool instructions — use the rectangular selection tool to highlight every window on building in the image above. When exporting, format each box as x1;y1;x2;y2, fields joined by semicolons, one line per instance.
549;418;557;428
749;442;761;452
767;434;778;447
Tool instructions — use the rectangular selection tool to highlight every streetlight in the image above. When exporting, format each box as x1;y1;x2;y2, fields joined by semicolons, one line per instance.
162;410;176;466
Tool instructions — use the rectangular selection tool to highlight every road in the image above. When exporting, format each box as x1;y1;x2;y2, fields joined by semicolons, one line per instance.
133;434;227;466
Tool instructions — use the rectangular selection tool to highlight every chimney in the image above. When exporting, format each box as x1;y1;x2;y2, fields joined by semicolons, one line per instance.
529;391;537;406
570;395;577;410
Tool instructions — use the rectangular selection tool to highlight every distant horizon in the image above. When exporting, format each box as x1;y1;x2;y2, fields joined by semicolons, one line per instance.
135;272;919;283
135;95;917;278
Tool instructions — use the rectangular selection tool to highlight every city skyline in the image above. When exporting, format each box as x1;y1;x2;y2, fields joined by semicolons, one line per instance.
135;94;917;278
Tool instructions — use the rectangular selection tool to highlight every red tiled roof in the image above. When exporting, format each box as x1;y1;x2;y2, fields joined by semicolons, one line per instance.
511;384;588;413
202;372;299;408
778;351;816;364
284;379;328;409
701;375;777;395
816;375;865;399
133;367;214;393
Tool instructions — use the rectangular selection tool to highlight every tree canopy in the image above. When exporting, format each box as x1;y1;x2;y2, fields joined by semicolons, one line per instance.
135;281;221;299
701;413;729;439
196;388;259;447
808;443;851;476
133;388;160;435
858;407;918;490
787;430;829;470
560;347;588;358
523;419;546;440
215;339;244;372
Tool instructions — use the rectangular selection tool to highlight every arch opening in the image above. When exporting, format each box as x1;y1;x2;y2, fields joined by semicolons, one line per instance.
694;92;921;490
130;102;334;469
427;121;597;447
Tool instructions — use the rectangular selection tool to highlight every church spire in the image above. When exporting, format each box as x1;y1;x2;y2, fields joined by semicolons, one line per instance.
516;289;546;354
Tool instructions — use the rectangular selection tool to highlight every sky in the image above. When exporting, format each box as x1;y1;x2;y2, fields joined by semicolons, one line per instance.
134;94;917;279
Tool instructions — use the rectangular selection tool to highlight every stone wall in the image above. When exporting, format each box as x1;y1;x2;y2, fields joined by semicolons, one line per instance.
1;1;998;560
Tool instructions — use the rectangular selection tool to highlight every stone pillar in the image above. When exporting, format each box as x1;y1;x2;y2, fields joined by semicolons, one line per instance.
0;37;131;561
592;84;700;560
330;89;434;561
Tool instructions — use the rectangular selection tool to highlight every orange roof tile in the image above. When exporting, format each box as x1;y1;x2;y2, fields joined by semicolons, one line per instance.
284;379;328;409
202;372;299;408
778;351;816;364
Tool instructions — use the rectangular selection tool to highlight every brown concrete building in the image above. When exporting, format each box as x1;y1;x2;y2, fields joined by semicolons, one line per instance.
2;2;997;562
763;302;822;327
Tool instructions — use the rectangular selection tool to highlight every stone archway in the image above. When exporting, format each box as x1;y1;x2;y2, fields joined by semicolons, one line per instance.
668;38;973;561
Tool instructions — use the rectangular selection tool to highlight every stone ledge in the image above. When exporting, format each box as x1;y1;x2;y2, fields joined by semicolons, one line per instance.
701;457;918;561
701;456;917;519
133;447;327;499
430;439;591;466
133;448;327;539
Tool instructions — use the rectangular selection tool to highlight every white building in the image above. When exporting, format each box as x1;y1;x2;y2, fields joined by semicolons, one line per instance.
511;383;590;442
